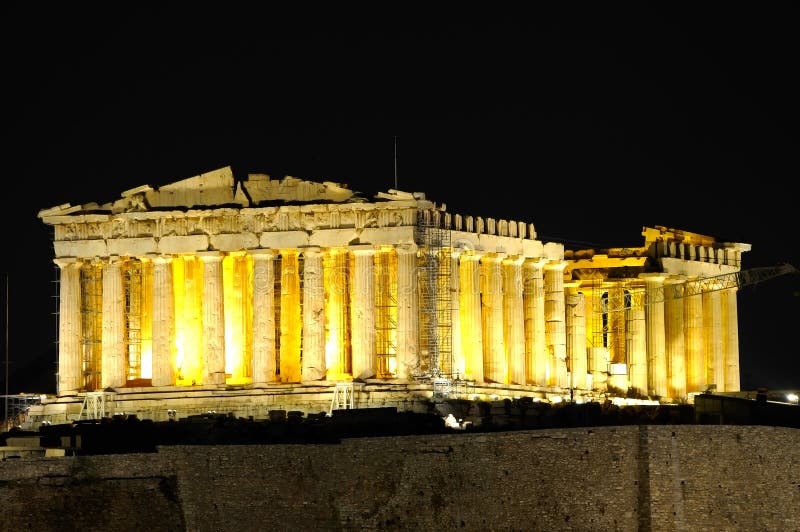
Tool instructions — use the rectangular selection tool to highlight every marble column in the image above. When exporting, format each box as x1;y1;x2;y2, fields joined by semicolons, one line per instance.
565;282;587;390
171;256;201;385
481;253;507;383
224;253;251;383
302;248;326;381
544;261;568;388
450;249;465;379
151;255;175;387
55;258;82;395
626;291;648;397
279;250;302;383
703;289;724;391
664;276;687;399
199;252;226;385
251;250;277;384
459;252;483;383
524;259;547;386
101;256;126;389
351;246;376;380
722;287;741;392
503;255;525;385
642;273;667;398
326;248;351;380
684;289;705;393
606;283;629;394
396;245;419;380
139;258;154;381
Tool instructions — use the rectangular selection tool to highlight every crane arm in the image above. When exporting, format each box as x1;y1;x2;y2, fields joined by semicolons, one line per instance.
600;263;798;313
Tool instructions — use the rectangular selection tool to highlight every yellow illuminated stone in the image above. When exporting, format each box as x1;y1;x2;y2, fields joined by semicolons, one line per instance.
325;249;350;380
140;259;153;379
279;251;302;382
173;256;203;386
223;252;253;385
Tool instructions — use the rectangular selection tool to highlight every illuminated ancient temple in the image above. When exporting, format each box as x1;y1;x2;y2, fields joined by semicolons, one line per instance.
33;166;751;422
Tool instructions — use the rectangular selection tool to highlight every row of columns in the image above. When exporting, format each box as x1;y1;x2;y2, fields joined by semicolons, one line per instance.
55;246;421;394
584;274;740;399
54;248;740;400
453;253;565;387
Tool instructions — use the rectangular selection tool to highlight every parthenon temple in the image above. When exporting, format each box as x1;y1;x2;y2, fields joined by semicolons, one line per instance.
33;166;750;422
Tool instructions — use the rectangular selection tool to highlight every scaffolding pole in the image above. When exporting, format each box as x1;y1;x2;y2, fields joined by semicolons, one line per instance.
375;249;398;378
414;209;452;382
80;262;103;391
123;259;143;382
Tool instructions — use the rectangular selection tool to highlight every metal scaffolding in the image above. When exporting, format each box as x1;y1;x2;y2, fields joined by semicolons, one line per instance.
123;259;143;382
1;395;43;431
80;261;103;392
375;248;398;378
414;209;452;383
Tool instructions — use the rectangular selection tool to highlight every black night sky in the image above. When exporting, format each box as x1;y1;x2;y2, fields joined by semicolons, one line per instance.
2;5;798;394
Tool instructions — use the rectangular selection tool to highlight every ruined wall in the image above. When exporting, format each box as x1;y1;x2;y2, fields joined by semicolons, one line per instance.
1;425;798;531
0;454;185;531
643;425;800;531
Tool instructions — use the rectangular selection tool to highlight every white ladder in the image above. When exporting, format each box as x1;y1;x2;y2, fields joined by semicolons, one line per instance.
328;382;354;416
78;391;113;420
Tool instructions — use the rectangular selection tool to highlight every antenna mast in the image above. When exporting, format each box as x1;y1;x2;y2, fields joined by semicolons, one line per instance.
4;274;8;430
393;136;398;190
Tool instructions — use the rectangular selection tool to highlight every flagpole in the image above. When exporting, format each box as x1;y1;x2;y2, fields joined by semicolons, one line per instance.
4;273;8;431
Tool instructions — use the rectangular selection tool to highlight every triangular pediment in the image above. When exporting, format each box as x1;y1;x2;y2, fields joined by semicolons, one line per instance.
242;173;354;204
38;166;356;217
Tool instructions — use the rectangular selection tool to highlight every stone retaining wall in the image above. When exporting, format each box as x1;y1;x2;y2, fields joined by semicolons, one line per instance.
1;425;798;531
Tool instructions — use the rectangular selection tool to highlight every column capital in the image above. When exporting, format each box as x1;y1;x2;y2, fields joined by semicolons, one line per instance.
247;248;277;259
451;239;476;253
299;246;322;258
395;243;418;255
502;255;525;266
523;257;548;267
53;257;79;268
146;254;174;265
481;252;506;263
197;251;225;263
349;244;376;256
639;272;667;284
460;250;484;262
543;260;567;272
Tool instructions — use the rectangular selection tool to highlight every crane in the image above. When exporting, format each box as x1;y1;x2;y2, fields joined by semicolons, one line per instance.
600;263;799;313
